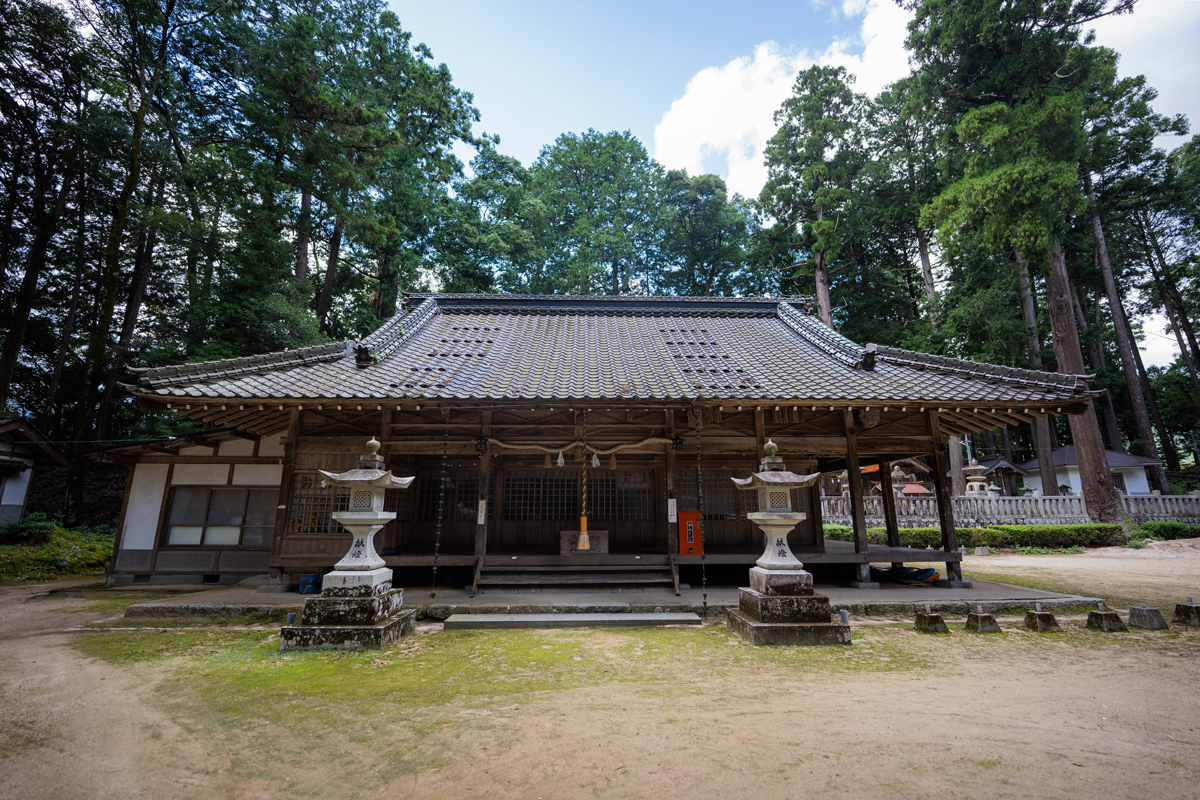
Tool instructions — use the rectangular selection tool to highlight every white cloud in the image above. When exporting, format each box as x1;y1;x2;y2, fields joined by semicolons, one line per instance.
653;0;912;198
1090;0;1200;154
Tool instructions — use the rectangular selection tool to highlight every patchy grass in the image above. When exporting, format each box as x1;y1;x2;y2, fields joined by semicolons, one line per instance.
0;527;114;580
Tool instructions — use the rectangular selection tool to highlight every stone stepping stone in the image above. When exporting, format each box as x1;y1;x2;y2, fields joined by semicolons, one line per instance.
1087;609;1128;632
1173;598;1199;627
1128;605;1169;630
914;609;949;634
966;610;1002;633
443;612;702;630
1024;610;1061;632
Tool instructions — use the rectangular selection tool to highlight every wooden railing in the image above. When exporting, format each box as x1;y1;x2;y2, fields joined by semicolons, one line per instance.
821;492;1200;527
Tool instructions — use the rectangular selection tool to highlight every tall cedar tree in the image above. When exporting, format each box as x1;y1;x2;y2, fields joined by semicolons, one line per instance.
906;0;1136;522
761;65;863;326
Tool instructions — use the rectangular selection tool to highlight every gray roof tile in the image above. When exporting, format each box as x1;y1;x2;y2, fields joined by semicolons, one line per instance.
131;295;1093;405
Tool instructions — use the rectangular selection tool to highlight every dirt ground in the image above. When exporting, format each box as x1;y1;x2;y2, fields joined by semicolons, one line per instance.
1;551;1198;800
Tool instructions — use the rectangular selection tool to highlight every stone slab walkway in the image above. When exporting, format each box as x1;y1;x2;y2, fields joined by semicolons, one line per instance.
118;577;1098;619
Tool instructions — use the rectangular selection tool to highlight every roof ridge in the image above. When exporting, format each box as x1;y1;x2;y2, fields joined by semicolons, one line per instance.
133;340;350;389
872;345;1090;394
775;302;868;369
360;297;438;360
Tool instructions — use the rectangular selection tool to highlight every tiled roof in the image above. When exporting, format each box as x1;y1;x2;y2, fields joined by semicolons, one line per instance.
1019;446;1159;471
129;294;1095;405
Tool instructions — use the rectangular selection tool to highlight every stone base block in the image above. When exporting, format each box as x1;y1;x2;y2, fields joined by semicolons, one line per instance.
739;588;832;624
749;567;812;596
973;547;991;556
914;611;949;633
966;611;1001;633
849;581;880;590
279;608;415;651
726;609;850;646
1024;611;1061;632
560;530;609;555
299;588;404;627
320;567;394;598
1128;605;1168;630
932;580;973;589
1087;610;1128;632
1172;603;1200;626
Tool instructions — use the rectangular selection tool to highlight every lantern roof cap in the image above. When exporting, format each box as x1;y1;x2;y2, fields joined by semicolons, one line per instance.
732;471;822;490
318;437;415;489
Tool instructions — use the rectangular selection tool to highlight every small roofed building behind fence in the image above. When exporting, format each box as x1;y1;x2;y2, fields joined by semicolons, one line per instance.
1019;445;1159;496
0;413;71;524
101;294;1101;589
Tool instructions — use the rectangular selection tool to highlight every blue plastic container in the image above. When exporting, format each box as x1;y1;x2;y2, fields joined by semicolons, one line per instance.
297;574;321;595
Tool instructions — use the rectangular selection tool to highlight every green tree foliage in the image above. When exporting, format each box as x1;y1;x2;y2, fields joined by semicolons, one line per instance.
760;65;864;325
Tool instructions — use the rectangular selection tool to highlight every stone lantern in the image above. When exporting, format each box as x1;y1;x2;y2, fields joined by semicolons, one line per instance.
725;441;850;646
964;458;989;497
280;438;416;650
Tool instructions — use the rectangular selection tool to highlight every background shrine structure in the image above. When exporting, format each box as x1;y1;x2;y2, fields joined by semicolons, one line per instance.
102;295;1098;590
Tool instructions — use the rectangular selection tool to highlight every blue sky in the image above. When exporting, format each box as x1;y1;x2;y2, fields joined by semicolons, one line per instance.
391;0;1200;365
393;1;864;173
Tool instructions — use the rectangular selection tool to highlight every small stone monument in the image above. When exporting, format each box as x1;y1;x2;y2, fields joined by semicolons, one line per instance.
914;603;949;633
966;603;1001;633
1086;600;1128;632
1127;604;1169;630
1173;597;1200;627
1024;602;1061;632
280;438;416;650
725;442;850;646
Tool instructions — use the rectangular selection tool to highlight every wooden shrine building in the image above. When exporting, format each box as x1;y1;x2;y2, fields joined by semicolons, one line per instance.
104;294;1096;591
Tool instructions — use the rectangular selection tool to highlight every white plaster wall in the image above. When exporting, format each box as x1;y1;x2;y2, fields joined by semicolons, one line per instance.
172;463;230;485
218;438;255;457
121;463;170;549
0;460;32;505
178;445;214;457
258;433;285;458
1122;468;1152;494
231;464;283;485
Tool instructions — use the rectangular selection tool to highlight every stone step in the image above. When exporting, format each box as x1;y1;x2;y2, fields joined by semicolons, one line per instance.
476;574;673;585
443;612;702;630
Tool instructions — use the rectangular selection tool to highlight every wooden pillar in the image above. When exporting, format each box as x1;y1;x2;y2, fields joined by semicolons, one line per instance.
753;406;766;456
664;410;676;553
268;407;302;584
809;484;825;549
843;410;876;588
471;410;493;596
843;410;868;553
879;460;903;570
927;409;966;584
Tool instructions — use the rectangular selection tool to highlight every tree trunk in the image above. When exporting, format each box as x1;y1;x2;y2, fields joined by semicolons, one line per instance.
948;435;966;495
75;68;161;439
0;144;26;298
1147;252;1200;403
97;173;165;439
296;186;311;285
316;209;346;330
915;226;936;305
0;165;75;406
1044;239;1123;523
611;256;620;296
46;167;88;426
1015;251;1060;495
1124;309;1180;472
1141;212;1200;369
1086;184;1169;492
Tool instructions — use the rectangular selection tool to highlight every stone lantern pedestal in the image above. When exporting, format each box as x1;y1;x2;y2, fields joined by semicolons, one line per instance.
280;439;416;651
725;442;851;646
